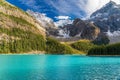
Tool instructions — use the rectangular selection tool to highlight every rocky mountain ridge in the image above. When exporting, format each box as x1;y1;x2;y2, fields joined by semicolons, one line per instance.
27;10;100;41
16;1;120;43
58;18;100;40
90;1;120;32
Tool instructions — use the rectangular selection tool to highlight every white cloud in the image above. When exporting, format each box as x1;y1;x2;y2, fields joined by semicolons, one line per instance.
46;0;120;18
55;16;71;20
54;16;73;27
46;0;86;17
55;19;73;27
18;0;120;18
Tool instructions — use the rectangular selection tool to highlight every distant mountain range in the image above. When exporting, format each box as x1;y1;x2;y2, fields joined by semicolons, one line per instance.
27;1;120;43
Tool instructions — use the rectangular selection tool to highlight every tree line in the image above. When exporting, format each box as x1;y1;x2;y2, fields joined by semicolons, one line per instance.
88;43;120;55
0;27;45;53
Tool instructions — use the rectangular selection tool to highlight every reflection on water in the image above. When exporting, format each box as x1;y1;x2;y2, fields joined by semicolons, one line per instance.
0;55;120;80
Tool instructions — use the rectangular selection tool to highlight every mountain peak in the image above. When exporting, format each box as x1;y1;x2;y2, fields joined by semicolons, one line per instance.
102;0;118;10
105;1;116;7
90;0;120;19
108;1;116;4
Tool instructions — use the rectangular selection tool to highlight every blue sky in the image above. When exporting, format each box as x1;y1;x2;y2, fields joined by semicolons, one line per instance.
6;0;120;21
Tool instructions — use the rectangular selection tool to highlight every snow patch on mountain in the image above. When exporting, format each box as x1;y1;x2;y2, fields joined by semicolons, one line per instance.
27;10;56;28
58;29;70;38
100;18;108;21
117;18;120;21
113;5;119;8
106;29;120;44
106;29;120;37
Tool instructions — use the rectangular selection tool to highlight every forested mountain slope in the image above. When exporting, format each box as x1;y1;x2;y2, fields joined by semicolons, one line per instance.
0;0;46;53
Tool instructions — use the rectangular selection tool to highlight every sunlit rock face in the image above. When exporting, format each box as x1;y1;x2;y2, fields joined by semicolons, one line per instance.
60;18;100;40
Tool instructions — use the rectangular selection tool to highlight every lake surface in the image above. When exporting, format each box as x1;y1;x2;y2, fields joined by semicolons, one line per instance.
0;55;120;80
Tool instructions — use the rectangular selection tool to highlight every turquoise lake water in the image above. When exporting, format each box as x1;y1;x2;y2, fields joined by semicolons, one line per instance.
0;55;120;80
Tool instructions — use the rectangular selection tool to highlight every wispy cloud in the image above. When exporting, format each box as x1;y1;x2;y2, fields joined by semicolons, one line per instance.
46;0;86;17
18;0;40;10
18;0;120;18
